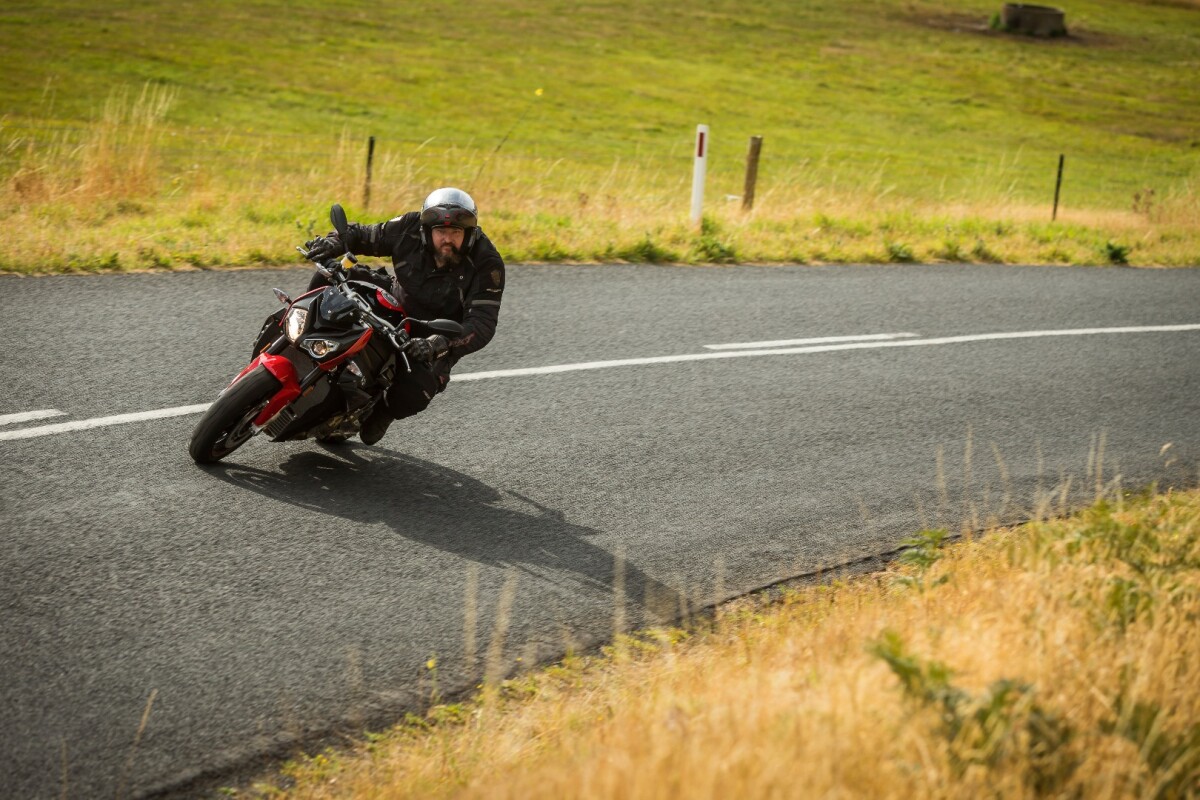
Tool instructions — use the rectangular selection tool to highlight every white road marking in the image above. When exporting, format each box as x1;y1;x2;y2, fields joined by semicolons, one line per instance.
455;323;1200;382
2;323;1198;442
0;409;66;427
704;332;919;350
0;405;211;442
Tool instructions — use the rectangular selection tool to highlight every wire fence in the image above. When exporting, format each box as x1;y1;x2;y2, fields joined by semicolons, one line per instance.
2;119;1196;213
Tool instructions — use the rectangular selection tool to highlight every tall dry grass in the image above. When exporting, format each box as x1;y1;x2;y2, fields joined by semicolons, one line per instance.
264;488;1200;799
4;84;175;208
1;87;1198;270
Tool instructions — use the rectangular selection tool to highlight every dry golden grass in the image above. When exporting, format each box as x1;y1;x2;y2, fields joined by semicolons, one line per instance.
2;89;1198;271
257;488;1200;799
6;84;175;206
4;167;1197;272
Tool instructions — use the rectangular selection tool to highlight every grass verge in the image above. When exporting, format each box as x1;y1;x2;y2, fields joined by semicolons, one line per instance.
243;488;1200;798
8;195;1199;273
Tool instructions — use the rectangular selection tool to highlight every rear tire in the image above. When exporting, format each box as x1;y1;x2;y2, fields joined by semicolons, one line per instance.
189;367;281;464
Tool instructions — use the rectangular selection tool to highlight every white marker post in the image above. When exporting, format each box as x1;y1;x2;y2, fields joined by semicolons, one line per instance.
691;124;708;226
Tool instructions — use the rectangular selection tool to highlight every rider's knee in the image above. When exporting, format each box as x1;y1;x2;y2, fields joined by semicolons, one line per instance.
387;372;442;419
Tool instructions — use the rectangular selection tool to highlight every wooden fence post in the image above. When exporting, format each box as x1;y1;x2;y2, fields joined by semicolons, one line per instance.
364;135;376;209
1052;153;1064;221
743;135;763;211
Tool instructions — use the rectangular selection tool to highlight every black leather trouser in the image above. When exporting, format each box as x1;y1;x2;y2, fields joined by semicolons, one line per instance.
384;358;450;420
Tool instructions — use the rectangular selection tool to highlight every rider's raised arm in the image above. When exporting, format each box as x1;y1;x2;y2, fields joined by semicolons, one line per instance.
343;212;421;257
449;231;505;360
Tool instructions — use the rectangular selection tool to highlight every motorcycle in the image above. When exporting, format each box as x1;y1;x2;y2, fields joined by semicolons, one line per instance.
188;204;463;464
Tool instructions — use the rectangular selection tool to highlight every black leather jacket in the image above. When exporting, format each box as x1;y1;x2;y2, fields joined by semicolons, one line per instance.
334;211;505;364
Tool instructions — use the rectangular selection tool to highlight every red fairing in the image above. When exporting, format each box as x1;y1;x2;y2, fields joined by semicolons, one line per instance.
238;354;302;426
229;352;293;387
229;357;262;386
376;288;404;313
319;328;373;371
374;288;410;332
252;355;301;426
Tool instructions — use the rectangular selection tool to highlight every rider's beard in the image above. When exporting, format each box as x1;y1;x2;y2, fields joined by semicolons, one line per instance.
433;242;461;268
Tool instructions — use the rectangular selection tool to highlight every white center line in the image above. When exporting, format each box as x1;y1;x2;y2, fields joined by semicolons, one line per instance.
704;332;919;350
0;405;211;442
0;409;66;427
2;323;1198;443
454;324;1200;380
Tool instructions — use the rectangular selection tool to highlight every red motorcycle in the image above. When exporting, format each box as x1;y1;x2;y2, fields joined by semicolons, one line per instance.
188;204;463;464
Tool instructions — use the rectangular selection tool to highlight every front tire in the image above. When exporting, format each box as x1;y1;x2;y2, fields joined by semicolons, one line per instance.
189;367;281;464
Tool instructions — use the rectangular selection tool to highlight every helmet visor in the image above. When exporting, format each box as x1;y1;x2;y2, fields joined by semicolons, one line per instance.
420;205;477;229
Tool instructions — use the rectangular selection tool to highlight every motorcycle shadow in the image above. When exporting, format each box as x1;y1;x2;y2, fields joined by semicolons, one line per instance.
207;444;685;619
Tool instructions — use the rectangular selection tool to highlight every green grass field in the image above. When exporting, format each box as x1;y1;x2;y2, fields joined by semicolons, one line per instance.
1;0;1198;271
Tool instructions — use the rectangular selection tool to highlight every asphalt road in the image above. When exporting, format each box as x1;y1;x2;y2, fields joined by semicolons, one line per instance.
2;262;1198;798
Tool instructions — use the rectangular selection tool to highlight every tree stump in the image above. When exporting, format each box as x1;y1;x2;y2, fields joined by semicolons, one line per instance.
1002;4;1067;36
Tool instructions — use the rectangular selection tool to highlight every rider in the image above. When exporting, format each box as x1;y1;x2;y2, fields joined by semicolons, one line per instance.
303;187;505;445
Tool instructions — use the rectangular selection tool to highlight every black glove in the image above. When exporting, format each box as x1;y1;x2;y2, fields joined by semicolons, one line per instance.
304;234;343;261
347;265;390;287
403;335;449;365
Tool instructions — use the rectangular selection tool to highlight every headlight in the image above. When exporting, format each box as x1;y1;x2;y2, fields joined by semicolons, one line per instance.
301;339;340;358
284;307;308;342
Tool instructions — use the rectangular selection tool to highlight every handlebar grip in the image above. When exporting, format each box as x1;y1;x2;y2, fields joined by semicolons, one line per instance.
388;329;411;351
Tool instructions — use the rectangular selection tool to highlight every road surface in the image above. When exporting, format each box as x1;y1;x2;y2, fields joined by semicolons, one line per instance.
1;262;1197;797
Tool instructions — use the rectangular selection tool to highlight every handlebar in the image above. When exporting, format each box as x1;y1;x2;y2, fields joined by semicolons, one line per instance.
342;279;414;371
296;246;357;282
298;242;414;372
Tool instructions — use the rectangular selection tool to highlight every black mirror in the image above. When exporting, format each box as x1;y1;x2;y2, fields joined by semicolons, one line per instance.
414;318;465;338
330;204;349;239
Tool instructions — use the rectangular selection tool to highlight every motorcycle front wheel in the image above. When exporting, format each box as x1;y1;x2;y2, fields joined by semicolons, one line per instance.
188;367;281;464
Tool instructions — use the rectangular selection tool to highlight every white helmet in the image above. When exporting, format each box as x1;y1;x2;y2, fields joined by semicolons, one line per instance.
419;187;479;249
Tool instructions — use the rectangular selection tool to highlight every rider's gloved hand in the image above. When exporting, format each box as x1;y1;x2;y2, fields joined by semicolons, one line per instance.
347;265;389;286
304;234;342;261
403;335;449;365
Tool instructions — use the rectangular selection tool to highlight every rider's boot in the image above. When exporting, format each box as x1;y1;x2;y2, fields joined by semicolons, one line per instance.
359;403;393;445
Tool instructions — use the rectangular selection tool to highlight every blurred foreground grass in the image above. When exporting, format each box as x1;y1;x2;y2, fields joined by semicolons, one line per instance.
256;488;1200;798
2;0;1198;271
